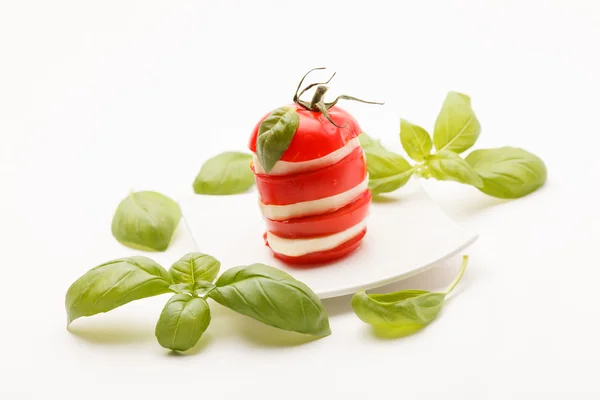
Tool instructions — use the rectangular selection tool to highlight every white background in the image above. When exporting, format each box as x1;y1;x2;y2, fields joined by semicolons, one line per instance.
1;1;599;399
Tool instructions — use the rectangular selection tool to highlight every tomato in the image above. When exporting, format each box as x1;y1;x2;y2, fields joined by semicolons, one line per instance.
248;105;361;162
249;68;381;266
254;146;366;205
264;228;367;266
264;190;371;239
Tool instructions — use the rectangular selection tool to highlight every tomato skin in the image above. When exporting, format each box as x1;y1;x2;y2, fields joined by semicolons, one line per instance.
264;228;367;266
248;105;362;162
264;190;371;239
254;147;366;206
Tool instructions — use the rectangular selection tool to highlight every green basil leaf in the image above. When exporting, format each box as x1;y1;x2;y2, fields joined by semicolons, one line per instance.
465;147;547;199
426;150;483;188
193;152;254;195
169;252;220;285
400;119;432;162
155;294;211;352
256;107;300;173
358;132;380;148
111;191;181;252
362;138;414;195
368;170;414;196
65;256;171;325
352;256;469;329
169;283;194;294
352;290;446;328
208;263;331;337
433;92;481;154
194;281;216;297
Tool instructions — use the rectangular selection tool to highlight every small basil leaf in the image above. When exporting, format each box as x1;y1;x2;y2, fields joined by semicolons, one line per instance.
155;294;211;352
111;191;181;252
433;92;481;154
368;170;414;196
361;137;414;195
352;290;446;328
465;147;547;198
256;107;300;173
65;256;171;325
208;263;331;337
358;132;380;148
400;119;432;162
169;283;194;294
352;256;469;330
426;150;483;188
194;281;216;297
193;152;255;195
169;252;220;285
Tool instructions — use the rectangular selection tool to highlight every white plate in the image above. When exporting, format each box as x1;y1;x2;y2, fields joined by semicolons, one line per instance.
178;179;478;299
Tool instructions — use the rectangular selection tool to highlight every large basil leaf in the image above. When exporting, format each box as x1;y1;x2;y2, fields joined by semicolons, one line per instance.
208;263;331;337
426;150;483;188
169;252;220;285
400;119;432;162
433;92;481;154
465;147;547;198
193;152;255;195
352;290;446;328
256;107;300;173
111;191;181;252
360;135;414;195
155;294;211;352
65;256;171;324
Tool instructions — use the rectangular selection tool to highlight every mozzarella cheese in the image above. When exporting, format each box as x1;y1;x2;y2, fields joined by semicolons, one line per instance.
266;220;367;257
253;137;361;175
259;177;368;221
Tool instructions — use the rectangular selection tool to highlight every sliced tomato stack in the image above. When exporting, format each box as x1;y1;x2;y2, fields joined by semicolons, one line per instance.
249;104;371;266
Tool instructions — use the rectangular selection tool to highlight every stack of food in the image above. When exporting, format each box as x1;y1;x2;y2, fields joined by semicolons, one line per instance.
248;69;378;265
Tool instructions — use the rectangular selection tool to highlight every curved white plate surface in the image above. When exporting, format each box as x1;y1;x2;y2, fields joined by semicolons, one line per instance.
178;179;478;299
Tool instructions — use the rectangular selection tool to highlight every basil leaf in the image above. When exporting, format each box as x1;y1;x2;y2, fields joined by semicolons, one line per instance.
169;283;194;294
193;152;254;195
194;281;216;297
65;256;171;324
111;191;181;252
352;290;446;328
155;294;211;352
361;138;414;195
368;170;414;196
352;256;468;329
465;147;547;199
169;252;220;285
400;119;432;162
208;263;331;337
433;92;481;154
358;132;380;148
426;150;483;188
256;107;300;173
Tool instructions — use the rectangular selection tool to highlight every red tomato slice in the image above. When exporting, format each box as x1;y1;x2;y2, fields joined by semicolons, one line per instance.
254;147;366;205
249;105;362;162
264;190;371;238
264;228;367;267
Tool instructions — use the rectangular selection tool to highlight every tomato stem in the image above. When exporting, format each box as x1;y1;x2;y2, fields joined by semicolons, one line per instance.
293;68;384;128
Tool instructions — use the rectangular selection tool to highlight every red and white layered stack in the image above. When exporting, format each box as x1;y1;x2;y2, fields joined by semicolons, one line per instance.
249;106;371;266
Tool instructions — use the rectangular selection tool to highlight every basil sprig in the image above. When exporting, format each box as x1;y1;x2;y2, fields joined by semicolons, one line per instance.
361;92;546;198
193;152;255;195
352;255;469;332
65;252;330;352
111;191;181;251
